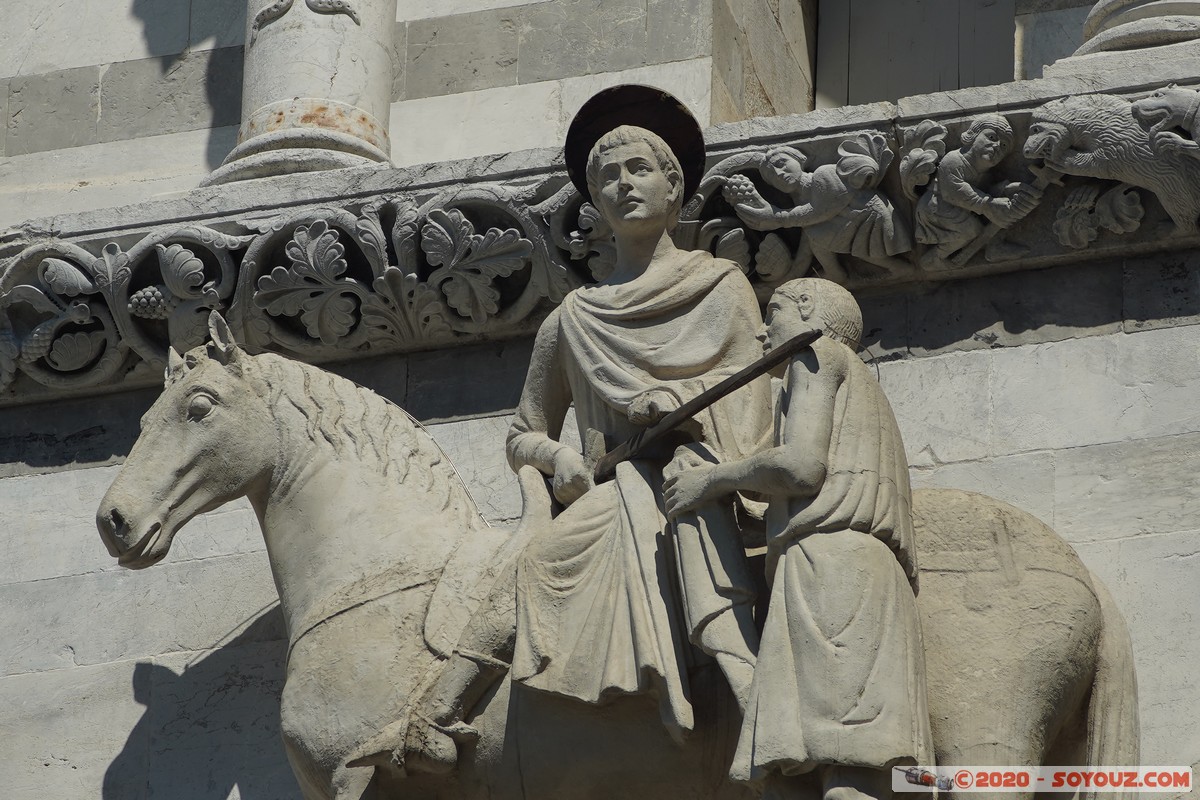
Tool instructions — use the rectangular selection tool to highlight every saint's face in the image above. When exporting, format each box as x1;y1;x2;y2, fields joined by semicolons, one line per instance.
594;141;679;233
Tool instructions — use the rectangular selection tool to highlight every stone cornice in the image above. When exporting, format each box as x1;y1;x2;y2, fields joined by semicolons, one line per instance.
4;63;1200;407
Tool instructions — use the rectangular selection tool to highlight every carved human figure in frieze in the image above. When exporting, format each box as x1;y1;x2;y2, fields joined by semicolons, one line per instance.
913;115;1042;263
664;277;933;800
399;87;773;772
723;137;913;283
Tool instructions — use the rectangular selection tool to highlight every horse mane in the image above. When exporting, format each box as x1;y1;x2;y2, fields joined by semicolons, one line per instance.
250;351;479;519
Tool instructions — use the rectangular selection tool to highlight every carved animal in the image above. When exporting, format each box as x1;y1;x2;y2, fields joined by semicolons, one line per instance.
1131;84;1200;156
1025;93;1200;233
96;315;1138;800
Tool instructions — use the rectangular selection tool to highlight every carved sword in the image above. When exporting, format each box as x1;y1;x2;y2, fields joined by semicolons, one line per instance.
592;328;822;483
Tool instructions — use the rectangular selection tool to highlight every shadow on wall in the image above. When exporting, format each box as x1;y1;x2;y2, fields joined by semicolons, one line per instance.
129;0;242;171
103;607;299;800
856;257;1142;359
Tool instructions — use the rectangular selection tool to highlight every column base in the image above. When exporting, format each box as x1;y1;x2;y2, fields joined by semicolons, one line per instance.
203;122;392;186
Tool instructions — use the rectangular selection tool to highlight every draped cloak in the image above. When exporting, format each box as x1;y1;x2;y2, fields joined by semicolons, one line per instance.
506;251;772;740
730;337;933;782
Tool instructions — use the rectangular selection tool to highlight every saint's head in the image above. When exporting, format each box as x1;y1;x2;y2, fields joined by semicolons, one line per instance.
564;85;706;240
586;125;685;236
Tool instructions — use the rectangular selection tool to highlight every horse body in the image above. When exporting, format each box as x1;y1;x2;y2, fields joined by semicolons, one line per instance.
97;318;1136;800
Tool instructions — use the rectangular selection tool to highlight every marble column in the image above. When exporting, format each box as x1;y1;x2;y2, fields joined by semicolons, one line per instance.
1076;0;1200;55
205;0;397;185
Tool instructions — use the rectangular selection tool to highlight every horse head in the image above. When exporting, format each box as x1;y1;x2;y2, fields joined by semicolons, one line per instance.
97;312;276;569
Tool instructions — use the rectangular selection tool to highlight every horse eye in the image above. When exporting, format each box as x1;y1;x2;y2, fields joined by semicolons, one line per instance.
187;394;215;420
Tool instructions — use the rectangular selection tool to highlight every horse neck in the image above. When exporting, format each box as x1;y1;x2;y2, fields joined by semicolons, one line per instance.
251;419;485;643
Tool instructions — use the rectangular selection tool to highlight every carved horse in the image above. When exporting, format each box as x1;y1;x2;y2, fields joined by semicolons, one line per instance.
97;314;1138;800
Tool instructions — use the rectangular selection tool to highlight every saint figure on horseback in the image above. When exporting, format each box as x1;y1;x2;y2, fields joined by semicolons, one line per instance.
402;86;775;774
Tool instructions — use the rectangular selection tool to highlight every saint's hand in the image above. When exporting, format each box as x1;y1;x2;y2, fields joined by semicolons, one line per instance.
663;465;716;518
551;447;592;505
628;389;680;426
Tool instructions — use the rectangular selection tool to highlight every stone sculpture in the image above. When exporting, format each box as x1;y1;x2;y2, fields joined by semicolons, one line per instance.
97;312;769;800
722;135;913;283
401;85;773;770
1025;92;1200;233
908;115;1042;265
664;277;932;799
94;87;1140;800
12;81;1200;407
1132;83;1200;159
96;312;1140;800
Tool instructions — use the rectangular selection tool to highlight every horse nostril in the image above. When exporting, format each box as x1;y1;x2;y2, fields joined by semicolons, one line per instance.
106;509;129;543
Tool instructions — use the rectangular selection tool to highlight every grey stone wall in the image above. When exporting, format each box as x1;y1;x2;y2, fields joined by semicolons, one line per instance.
1016;0;1094;79
0;0;246;226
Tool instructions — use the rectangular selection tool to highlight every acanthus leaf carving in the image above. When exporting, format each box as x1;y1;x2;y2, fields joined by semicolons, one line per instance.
567;203;616;281
390;198;422;269
754;233;797;283
361;267;454;346
1053;183;1144;248
40;257;97;297
715;229;751;274
836;131;893;189
249;0;358;44
93;243;131;293
305;0;361;24
46;330;106;372
250;0;294;44
899;120;948;201
423;209;533;324
7;81;1200;406
356;200;390;274
157;244;208;299
255;220;366;345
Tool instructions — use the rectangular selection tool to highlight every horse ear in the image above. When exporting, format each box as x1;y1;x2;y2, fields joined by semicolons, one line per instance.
166;346;186;380
207;311;242;366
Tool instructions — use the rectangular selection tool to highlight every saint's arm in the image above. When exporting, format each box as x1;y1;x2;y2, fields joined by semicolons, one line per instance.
506;310;575;477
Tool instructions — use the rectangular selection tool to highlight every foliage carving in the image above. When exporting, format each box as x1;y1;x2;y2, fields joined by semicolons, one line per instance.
256;220;365;345
422;209;533;324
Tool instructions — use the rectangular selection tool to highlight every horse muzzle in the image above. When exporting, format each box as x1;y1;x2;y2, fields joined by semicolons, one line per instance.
97;506;168;569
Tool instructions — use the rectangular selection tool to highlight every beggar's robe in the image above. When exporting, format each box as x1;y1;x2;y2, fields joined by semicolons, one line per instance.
731;335;934;782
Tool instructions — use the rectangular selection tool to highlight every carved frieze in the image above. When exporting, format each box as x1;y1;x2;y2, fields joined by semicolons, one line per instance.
0;185;588;402
6;83;1200;405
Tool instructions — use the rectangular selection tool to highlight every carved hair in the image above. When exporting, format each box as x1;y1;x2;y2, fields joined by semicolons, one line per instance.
764;145;807;168
585;125;685;230
961;114;1014;150
250;351;473;514
774;277;863;350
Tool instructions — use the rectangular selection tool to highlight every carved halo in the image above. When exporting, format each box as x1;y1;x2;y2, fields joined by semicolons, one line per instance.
564;84;706;203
